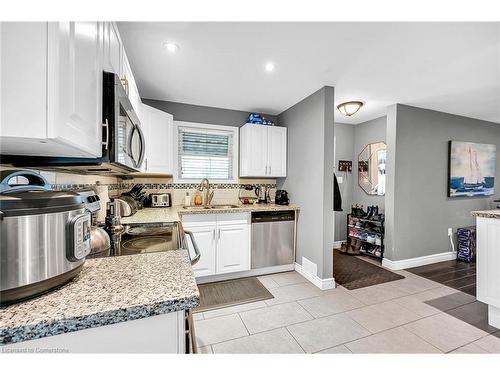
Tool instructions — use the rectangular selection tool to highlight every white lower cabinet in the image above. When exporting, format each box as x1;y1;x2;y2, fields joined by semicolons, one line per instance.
186;225;217;277
216;223;251;274
182;213;251;278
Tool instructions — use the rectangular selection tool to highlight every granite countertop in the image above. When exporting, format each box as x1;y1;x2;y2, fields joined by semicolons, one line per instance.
121;204;300;225
0;250;199;345
471;209;500;219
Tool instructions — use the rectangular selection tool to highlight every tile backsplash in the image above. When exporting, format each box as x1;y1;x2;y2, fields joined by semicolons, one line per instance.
0;166;276;205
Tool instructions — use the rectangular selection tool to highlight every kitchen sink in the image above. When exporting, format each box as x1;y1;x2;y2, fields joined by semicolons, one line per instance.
182;204;240;210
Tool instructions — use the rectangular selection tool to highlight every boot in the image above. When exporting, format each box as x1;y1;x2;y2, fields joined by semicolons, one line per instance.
364;206;373;219
357;205;367;218
369;206;379;220
339;242;348;253
347;239;361;255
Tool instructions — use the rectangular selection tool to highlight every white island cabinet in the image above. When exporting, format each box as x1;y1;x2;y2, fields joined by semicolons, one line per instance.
4;311;186;354
475;211;500;329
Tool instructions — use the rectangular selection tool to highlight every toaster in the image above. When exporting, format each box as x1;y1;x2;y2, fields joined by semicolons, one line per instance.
149;193;171;207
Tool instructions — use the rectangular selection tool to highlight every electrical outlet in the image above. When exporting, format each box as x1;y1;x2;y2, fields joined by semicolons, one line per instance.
447;228;453;236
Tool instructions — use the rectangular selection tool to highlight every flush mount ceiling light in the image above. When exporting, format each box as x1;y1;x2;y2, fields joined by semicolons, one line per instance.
164;42;179;53
264;62;276;72
337;101;364;117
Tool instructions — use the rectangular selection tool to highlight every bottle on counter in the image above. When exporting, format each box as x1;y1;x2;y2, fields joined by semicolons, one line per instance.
184;192;191;206
194;191;203;206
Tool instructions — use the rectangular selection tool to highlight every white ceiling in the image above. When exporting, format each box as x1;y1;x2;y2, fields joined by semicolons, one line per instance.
118;22;500;124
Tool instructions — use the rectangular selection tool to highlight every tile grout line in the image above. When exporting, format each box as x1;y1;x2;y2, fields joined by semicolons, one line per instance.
237;312;251;336
284;325;307;353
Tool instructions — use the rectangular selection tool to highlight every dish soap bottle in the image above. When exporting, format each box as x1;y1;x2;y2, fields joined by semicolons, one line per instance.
184;192;191;206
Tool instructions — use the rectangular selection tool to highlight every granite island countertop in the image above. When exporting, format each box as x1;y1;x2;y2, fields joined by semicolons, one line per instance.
0;250;199;345
121;203;301;225
471;209;500;219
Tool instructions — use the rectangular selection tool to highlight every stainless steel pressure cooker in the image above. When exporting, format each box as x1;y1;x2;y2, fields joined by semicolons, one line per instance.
0;170;91;305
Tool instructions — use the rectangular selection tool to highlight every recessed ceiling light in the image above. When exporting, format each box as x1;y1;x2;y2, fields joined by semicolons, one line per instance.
164;42;179;53
265;62;275;72
337;101;364;117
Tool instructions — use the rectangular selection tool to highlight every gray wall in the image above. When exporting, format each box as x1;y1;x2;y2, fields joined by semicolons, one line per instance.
277;87;335;279
353;116;387;210
334;123;355;241
142;99;278;127
385;104;500;261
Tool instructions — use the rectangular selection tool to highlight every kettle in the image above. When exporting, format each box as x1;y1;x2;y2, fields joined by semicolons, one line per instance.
254;186;270;204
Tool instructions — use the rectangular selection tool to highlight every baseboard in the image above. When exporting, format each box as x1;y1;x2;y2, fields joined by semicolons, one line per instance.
382;251;457;271
333;240;345;249
294;262;335;290
196;264;295;284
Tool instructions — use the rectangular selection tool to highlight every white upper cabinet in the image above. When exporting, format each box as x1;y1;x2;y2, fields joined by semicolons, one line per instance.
47;22;103;157
1;22;103;157
102;22;123;77
122;52;142;116
239;123;287;177
140;104;174;174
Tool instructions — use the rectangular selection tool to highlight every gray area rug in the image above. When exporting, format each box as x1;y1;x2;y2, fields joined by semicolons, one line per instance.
194;277;274;313
333;250;404;290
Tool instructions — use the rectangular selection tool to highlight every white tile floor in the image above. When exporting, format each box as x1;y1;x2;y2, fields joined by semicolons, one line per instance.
194;268;500;354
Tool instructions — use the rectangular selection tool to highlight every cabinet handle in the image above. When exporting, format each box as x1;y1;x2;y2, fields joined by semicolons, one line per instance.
145;159;148;171
121;77;129;96
265;165;268;175
218;229;221;240
269;165;272;175
212;229;215;241
102;119;109;150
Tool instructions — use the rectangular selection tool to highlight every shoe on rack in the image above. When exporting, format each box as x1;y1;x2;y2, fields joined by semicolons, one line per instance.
364;206;373;219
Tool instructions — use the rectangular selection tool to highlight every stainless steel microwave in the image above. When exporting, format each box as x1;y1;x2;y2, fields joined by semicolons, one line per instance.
1;72;145;175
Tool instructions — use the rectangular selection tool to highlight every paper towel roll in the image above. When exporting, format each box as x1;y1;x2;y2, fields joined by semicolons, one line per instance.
95;184;110;224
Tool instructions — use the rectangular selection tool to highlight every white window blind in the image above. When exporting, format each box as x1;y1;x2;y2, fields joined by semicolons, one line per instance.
177;126;235;180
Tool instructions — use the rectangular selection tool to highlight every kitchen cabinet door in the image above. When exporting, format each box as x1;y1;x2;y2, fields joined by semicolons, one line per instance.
239;124;268;177
122;52;142;116
102;22;122;76
47;22;103;157
141;104;174;174
267;126;287;177
216;223;251;275
183;224;217;277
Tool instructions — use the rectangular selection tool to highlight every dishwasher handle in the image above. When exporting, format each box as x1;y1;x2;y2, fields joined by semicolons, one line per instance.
251;210;295;223
184;230;201;266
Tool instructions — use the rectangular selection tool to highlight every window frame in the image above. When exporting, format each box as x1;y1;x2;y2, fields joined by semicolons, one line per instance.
173;120;239;183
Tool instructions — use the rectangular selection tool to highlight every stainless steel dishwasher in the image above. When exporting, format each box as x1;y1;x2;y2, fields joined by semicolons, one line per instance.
251;210;295;269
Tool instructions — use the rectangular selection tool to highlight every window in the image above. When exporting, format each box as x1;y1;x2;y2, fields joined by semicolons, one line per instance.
174;121;239;183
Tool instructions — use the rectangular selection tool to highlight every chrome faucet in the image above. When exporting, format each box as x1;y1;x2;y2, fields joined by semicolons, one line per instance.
199;178;213;208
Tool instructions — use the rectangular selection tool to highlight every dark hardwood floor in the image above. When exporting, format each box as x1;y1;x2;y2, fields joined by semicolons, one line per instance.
406;260;476;296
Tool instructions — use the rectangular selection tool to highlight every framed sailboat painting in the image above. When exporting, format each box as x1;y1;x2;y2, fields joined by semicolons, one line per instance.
448;141;496;197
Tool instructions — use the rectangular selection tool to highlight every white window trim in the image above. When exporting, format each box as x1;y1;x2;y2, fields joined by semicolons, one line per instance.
173;120;239;183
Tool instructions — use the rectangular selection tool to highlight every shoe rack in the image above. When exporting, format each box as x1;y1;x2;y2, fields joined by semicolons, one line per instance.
346;211;385;262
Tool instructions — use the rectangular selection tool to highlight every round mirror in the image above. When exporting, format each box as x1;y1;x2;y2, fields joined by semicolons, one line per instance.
358;142;387;196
